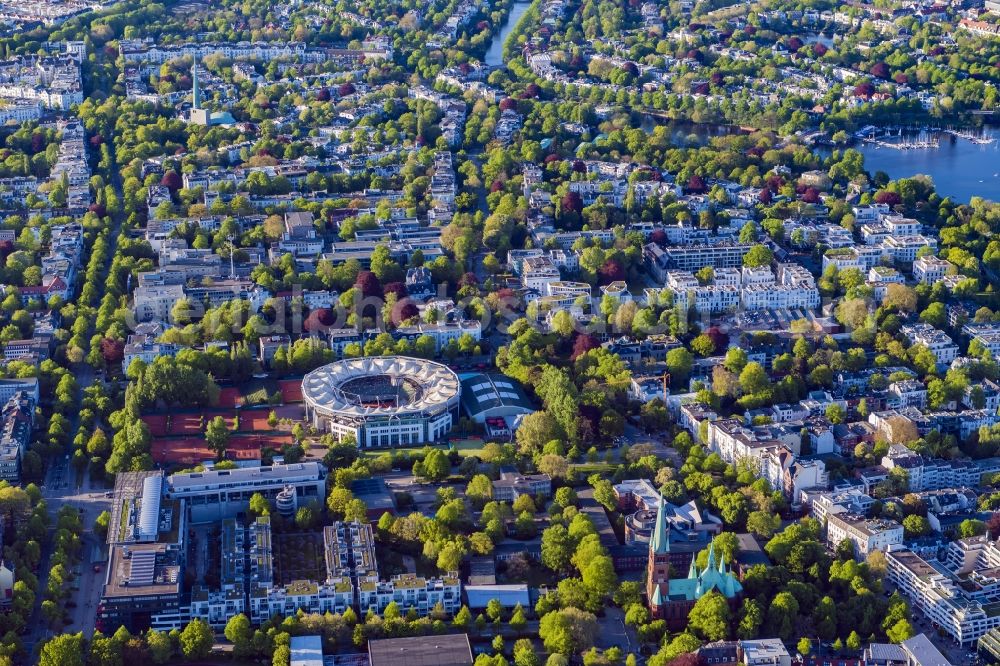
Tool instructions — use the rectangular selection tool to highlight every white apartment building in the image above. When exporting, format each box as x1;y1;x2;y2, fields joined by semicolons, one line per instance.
826;513;903;558
0;101;42;124
741;266;775;286
707;419;801;464
600;281;632;303
878;443;984;492
358;573;461;616
122;338;181;373
662;244;753;271
739;639;791;666
888;379;929;409
521;256;560;291
133;283;185;323
741;283;820;310
761;447;828;504
806;487;876;524
887;547;1000;645
393;320;482;352
249;580;355;623
913;255;951;284
973;331;1000;359
882;235;938;264
547;281;591;298
822;246;886;272
902;323;959;366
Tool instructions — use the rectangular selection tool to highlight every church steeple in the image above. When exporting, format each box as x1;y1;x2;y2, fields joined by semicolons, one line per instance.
191;53;201;110
647;501;672;614
651;501;671;555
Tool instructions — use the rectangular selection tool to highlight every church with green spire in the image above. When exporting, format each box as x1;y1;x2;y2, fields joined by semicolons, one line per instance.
647;498;743;628
188;53;236;127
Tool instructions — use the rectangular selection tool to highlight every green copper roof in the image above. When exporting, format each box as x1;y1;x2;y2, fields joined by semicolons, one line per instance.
650;502;670;555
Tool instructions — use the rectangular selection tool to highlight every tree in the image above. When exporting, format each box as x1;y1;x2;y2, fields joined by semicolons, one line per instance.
746;511;781;539
179;618;213;659
466;474;493;507
886;619;915;643
513;639;538;666
958;519;986;538
581;556;617;600
736;599;763;639
902;514;931;538
665;348;694;385
419;449;451;482
250;492;270;516
687;591;731;640
146;629;172;664
766;592;799;641
883;284;917;312
797;638;811;656
205;415;230;458
225;614;252;657
743;245;773;268
510;604;528;633
39;634;85;666
542;524;575;572
846;630;862;650
739;362;769;395
537;454;569;479
539;608;598;654
516;411;565;455
691;334;716;357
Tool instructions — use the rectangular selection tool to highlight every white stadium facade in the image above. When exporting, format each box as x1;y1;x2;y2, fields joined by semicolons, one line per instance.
301;356;461;448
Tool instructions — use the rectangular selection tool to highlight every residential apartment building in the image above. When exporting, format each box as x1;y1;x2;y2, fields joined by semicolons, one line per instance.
492;469;551;502
520;255;560;291
880;444;985;492
887;547;1000;645
133;283;186;323
358;572;461;616
913;255;951;284
825;513;903;558
392;320;482;352
0;391;34;483
902;323;959;366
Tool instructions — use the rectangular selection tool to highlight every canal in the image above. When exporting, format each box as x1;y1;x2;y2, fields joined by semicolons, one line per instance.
484;0;532;67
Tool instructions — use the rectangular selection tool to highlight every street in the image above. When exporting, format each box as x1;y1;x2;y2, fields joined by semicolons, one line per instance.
24;454;112;655
25;109;124;656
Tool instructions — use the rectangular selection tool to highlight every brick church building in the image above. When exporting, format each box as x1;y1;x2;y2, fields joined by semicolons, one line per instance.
647;499;743;629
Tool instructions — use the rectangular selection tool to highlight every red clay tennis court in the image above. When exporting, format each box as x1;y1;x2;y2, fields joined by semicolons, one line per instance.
278;380;303;403
150;433;294;465
141;415;169;437
241;410;276;432
167;411;239;434
217;387;242;408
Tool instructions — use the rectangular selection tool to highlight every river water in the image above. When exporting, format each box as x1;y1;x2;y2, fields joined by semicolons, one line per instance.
484;0;532;67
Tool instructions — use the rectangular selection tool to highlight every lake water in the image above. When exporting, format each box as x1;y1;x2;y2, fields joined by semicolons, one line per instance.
640;116;1000;204
847;132;1000;203
484;0;532;67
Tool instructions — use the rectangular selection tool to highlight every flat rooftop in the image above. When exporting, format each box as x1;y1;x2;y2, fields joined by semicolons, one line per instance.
167;462;323;491
368;634;473;666
103;542;181;599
